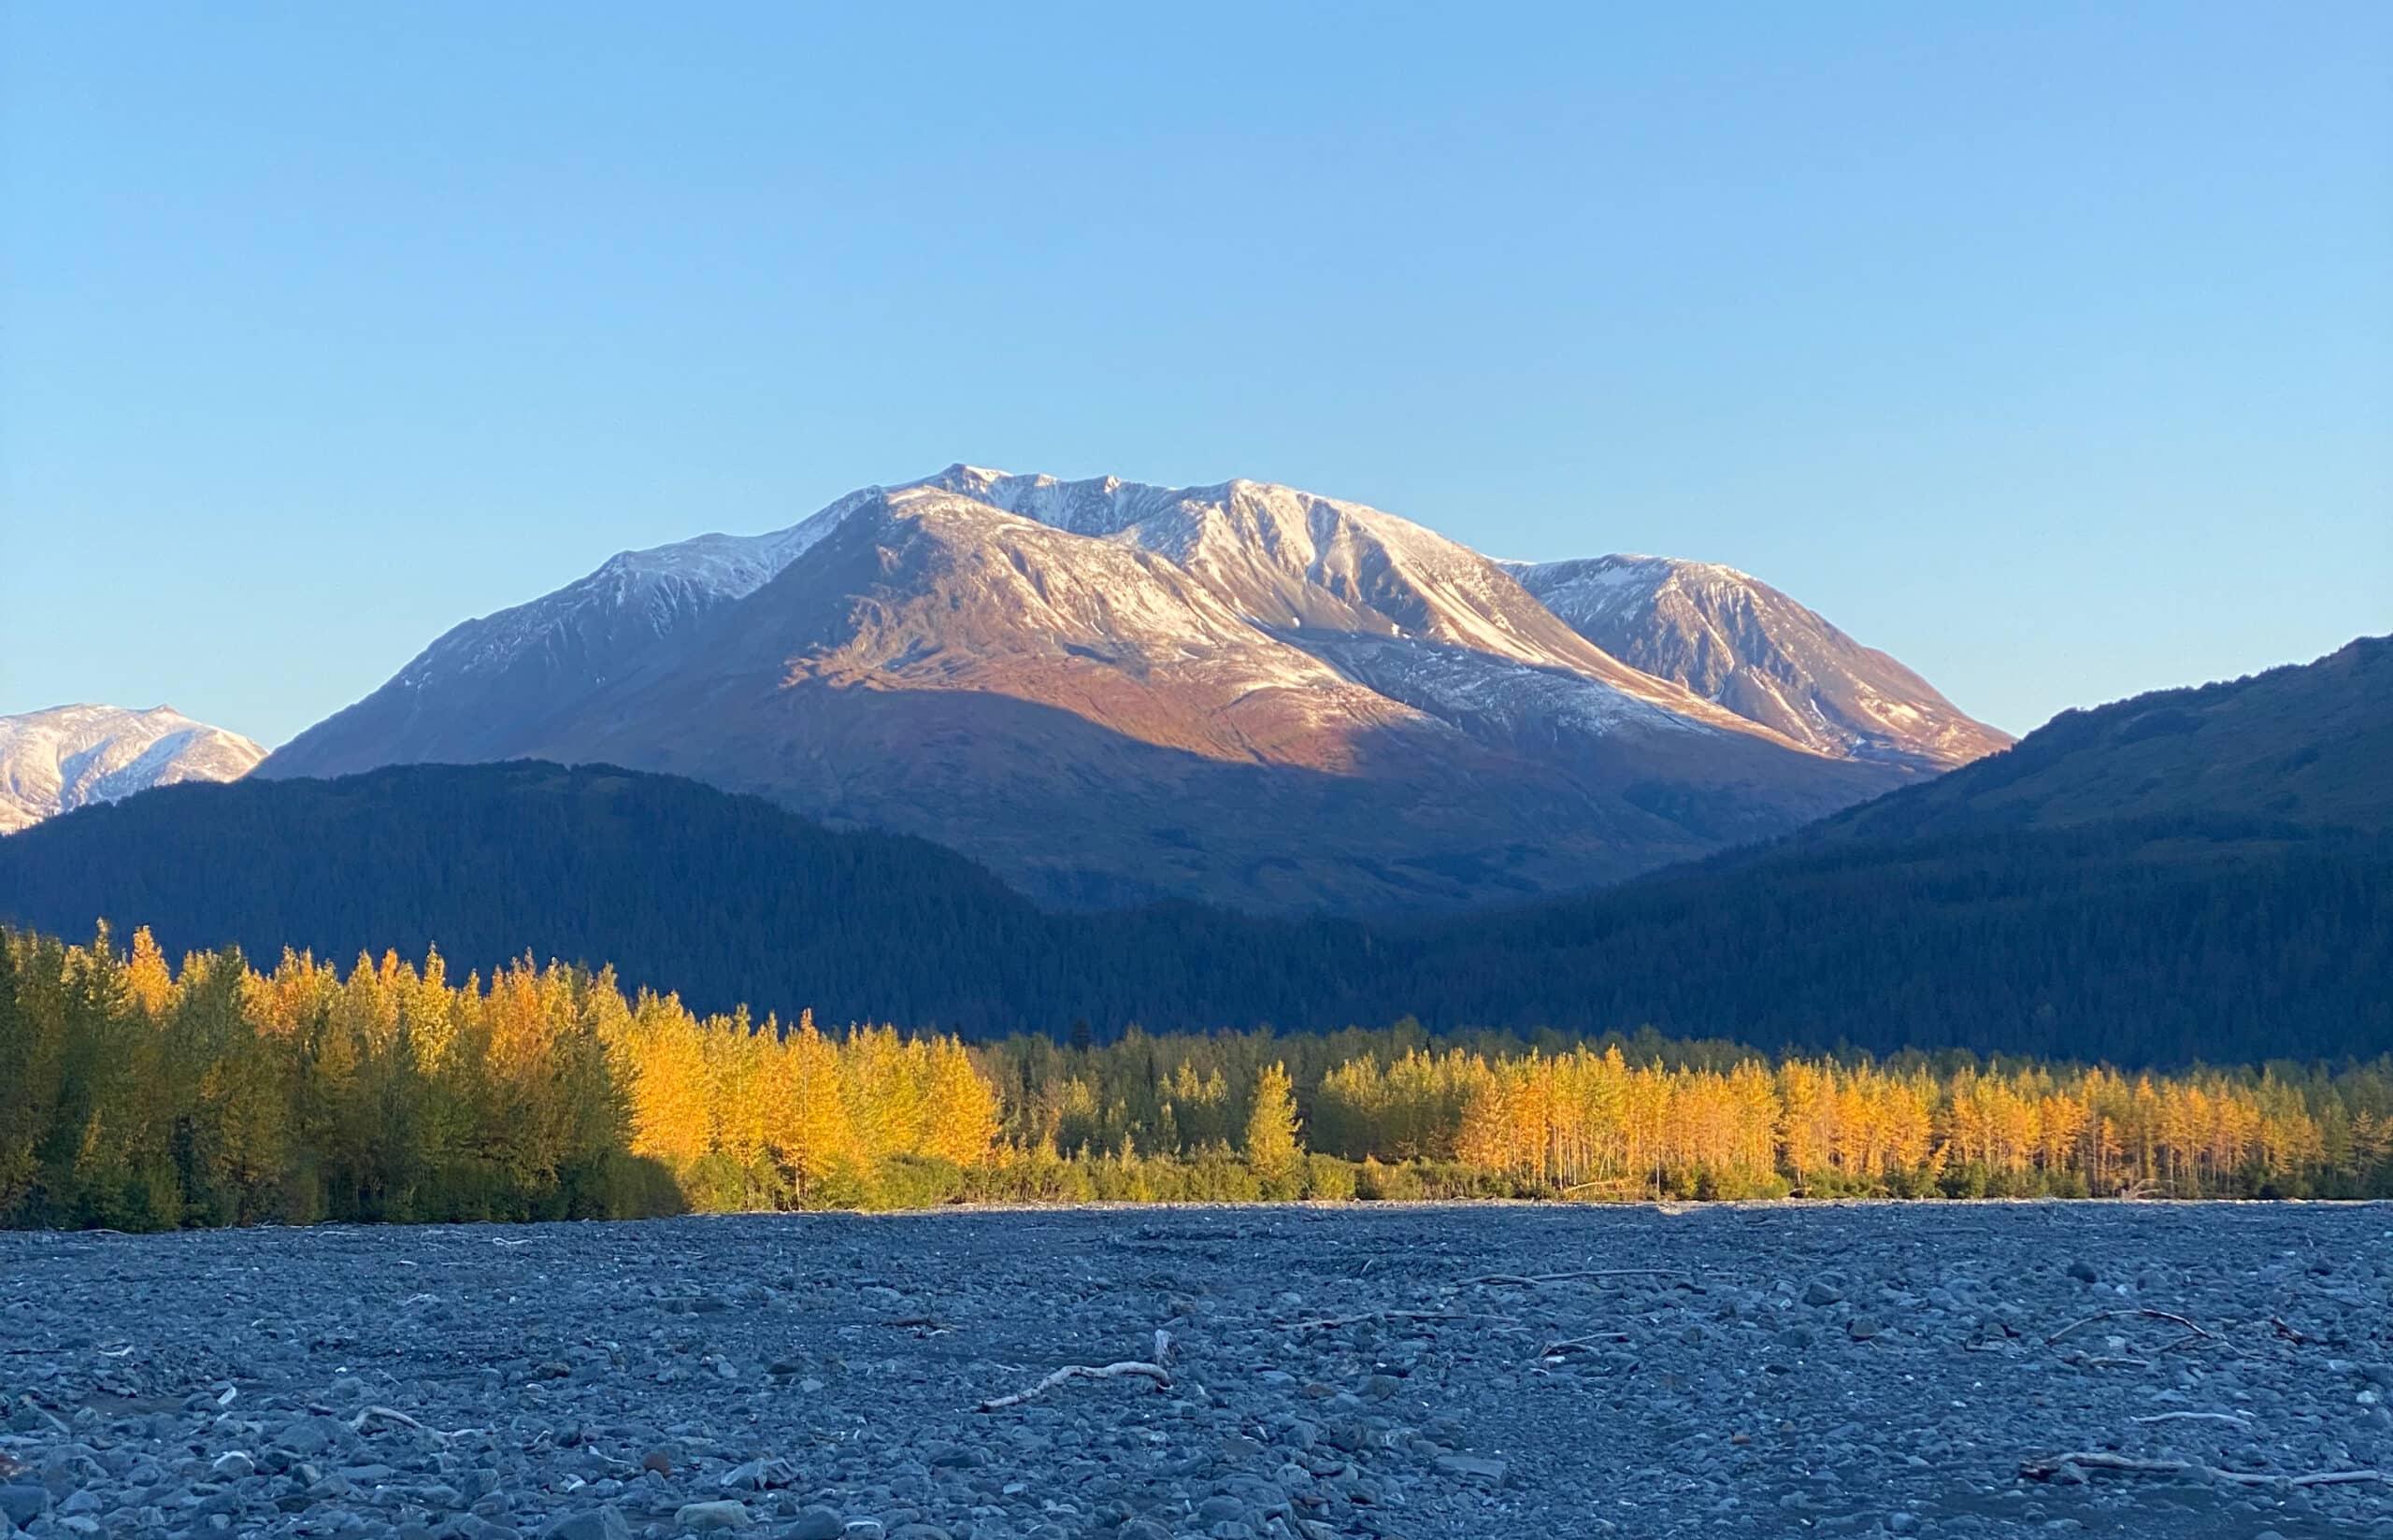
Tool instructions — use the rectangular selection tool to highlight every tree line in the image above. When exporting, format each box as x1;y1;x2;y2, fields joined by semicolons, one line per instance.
3;924;2389;1231
5;761;2385;1068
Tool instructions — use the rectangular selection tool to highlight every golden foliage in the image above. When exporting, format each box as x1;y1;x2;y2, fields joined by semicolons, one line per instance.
6;924;2391;1230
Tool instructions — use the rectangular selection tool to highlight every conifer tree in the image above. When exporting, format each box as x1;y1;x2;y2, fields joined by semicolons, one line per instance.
1244;1061;1301;1193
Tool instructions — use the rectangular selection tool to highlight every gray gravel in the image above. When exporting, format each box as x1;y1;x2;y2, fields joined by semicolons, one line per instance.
4;1204;2391;1539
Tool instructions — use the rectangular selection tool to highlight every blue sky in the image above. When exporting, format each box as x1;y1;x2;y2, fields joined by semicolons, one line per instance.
4;2;2386;746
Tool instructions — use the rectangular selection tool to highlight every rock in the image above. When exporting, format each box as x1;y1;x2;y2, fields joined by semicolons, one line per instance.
1803;1281;1843;1306
778;1509;845;1540
0;1487;48;1527
546;1508;632;1540
277;1414;348;1457
452;1519;522;1540
3;1199;2386;1540
2067;1261;2099;1284
209;1451;255;1480
676;1500;754;1531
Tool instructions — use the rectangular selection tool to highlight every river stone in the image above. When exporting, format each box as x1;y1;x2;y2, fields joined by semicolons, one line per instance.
677;1500;753;1531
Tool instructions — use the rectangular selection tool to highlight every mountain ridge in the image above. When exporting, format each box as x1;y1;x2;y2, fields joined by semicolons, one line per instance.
4;631;2383;1063
1811;633;2391;842
0;704;265;834
1506;553;2013;769
263;466;2007;911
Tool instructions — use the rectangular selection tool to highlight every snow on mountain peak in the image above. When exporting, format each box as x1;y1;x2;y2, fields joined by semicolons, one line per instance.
1509;553;2012;769
0;704;265;834
256;464;2012;909
274;464;2011;820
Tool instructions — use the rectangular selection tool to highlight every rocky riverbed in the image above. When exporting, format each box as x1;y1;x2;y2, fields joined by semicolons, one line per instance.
2;1205;2389;1539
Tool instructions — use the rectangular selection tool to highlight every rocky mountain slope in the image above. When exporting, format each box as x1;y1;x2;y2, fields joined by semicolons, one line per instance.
1507;554;2013;769
0;705;265;834
264;468;1995;911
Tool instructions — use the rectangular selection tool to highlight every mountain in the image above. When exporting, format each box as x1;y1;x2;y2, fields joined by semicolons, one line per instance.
1376;636;2393;1063
1505;554;2012;769
265;468;1947;912
7;638;2386;1064
0;760;1356;1034
0;705;265;834
1813;634;2392;841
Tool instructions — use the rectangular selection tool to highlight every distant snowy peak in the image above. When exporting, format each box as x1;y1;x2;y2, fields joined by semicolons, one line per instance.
0;705;265;834
1507;554;2013;769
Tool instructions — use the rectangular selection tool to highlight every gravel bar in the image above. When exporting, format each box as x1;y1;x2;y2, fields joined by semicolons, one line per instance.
3;1204;2390;1539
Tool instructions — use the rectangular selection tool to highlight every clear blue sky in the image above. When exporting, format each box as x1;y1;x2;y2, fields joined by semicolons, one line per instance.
4;3;2386;746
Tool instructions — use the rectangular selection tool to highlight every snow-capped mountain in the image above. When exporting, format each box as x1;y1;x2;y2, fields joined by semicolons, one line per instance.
265;468;1993;911
0;705;266;834
1507;554;2013;770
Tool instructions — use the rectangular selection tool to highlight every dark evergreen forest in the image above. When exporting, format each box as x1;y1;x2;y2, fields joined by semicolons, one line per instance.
2;760;2383;1068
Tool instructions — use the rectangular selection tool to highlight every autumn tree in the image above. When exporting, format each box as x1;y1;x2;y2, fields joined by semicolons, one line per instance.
1244;1062;1302;1195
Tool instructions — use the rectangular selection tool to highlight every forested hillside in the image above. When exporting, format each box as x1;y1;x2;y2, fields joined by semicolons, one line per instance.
2;749;2386;1064
1813;634;2390;841
1378;816;2392;1064
5;926;2389;1231
0;762;1357;1034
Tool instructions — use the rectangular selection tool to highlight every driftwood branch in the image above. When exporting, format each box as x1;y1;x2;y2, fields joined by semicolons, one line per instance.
2023;1452;2388;1490
1460;1269;1693;1290
2047;1308;2217;1348
1283;1309;1485;1331
2129;1411;2252;1428
346;1405;481;1442
1535;1332;1632;1361
977;1330;1174;1413
976;1361;1169;1412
